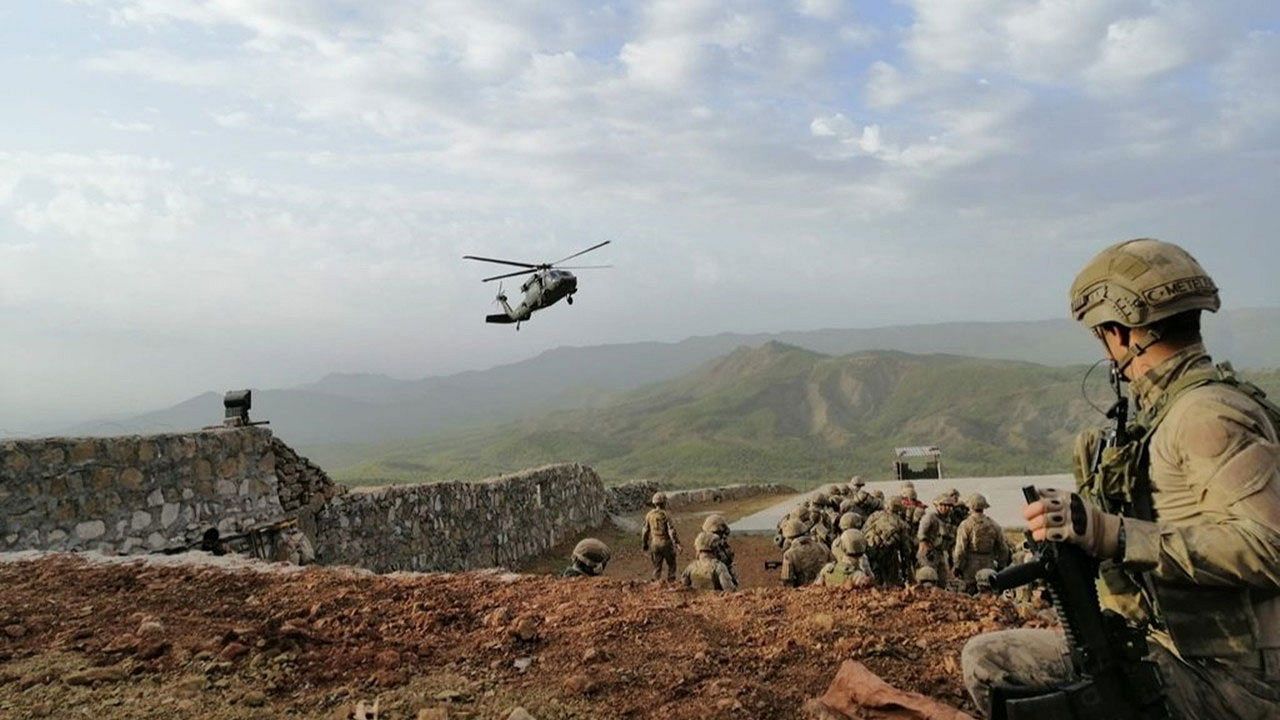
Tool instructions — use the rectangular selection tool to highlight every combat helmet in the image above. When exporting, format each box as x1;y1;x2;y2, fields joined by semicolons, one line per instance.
782;518;807;540
975;568;998;591
572;538;611;574
839;498;856;513
849;475;865;488
814;491;831;508
825;483;844;497
933;492;955;508
838;512;861;531
968;493;990;511
651;491;668;507
693;531;720;555
702;513;730;536
837;529;867;556
1070;238;1220;330
915;565;939;586
901;486;918;501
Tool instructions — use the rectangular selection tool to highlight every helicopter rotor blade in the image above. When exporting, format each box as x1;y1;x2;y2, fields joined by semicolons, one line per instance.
463;255;538;269
482;268;538;283
555;265;613;270
550;240;610;266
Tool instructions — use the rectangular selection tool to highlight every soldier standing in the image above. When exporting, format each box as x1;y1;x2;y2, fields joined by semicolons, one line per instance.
961;239;1280;718
779;519;832;587
817;529;875;588
641;492;682;582
562;538;611;578
862;501;914;585
680;532;737;591
952;494;1010;593
916;493;956;584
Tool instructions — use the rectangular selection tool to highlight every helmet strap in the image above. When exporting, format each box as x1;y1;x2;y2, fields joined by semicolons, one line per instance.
1113;328;1162;375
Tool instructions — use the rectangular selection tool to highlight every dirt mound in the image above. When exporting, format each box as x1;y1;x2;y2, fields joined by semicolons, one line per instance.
0;554;1032;719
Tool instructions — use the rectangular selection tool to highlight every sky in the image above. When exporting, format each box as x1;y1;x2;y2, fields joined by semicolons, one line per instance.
2;0;1278;432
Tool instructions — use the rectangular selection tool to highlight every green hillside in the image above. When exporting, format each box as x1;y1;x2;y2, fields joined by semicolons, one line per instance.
335;343;1280;488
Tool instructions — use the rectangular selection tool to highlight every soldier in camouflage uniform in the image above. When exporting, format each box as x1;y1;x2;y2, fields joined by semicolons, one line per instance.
916;493;956;584
817;529;875;589
681;531;737;591
779;518;832;587
962;239;1280;718
862;500;914;585
562;538;611;577
641;492;682;582
701;513;737;583
952;493;1011;594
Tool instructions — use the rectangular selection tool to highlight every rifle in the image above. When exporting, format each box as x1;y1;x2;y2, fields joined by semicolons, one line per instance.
989;486;1167;720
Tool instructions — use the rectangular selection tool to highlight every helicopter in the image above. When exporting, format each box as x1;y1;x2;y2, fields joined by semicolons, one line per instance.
463;241;612;329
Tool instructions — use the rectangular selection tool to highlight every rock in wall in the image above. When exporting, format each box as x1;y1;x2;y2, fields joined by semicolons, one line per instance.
312;463;606;573
0;428;285;554
604;479;662;514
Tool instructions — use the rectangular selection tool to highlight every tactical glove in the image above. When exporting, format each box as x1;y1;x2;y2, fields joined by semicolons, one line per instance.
1024;488;1123;559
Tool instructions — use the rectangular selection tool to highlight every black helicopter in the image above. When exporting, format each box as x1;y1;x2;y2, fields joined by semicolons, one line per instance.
464;241;612;329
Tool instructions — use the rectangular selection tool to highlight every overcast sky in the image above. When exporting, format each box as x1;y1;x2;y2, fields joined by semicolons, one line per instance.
2;0;1278;432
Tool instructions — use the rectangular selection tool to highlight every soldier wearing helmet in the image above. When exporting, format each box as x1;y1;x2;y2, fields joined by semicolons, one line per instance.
641;492;682;582
915;493;956;584
681;531;737;591
701;513;736;582
563;538;611;578
962;239;1280;718
779;518;832;587
914;564;939;589
973;568;998;594
860;504;913;585
817;529;875;589
952;493;1010;594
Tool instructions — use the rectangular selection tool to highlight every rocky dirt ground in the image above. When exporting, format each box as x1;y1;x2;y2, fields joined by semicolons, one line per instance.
0;497;1043;720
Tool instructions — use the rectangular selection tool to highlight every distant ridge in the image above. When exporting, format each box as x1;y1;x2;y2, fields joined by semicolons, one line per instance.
61;308;1280;459
334;343;1280;486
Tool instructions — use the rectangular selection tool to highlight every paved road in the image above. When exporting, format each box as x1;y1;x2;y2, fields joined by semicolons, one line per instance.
731;474;1073;533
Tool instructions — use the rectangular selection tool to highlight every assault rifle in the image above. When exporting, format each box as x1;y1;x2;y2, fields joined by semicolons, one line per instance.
988;486;1168;720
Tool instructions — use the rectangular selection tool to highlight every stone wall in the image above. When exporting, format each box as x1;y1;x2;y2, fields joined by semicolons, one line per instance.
0;428;285;554
604;480;795;513
312;464;605;573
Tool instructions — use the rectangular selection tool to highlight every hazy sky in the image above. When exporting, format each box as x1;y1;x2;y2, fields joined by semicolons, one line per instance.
2;1;1278;432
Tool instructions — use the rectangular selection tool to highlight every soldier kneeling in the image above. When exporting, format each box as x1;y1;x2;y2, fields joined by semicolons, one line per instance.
563;538;611;578
681;532;737;591
816;529;875;589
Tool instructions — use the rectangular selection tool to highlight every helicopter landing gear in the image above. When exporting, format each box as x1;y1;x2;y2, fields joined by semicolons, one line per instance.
567;294;574;305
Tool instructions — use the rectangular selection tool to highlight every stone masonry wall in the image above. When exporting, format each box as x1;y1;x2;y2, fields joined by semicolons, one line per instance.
312;464;606;573
604;480;795;513
0;428;285;554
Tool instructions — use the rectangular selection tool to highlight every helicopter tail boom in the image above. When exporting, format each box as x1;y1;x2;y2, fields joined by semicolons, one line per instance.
485;313;518;324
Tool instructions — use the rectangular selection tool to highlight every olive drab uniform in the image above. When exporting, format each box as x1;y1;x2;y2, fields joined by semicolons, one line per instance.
780;536;832;587
952;513;1010;592
862;509;912;585
642;507;681;581
964;346;1280;718
915;508;953;583
816;555;874;589
681;556;737;591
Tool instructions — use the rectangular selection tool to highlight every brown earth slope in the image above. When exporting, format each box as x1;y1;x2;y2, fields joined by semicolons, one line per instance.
0;554;1028;720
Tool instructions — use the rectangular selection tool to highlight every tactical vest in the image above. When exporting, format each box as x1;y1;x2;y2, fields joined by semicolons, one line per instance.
819;560;868;589
646;510;673;547
1078;362;1280;663
686;558;726;591
863;512;903;549
968;516;1001;555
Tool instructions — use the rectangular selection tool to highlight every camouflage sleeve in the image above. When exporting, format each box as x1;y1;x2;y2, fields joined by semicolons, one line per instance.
641;518;651;550
952;520;970;568
916;513;934;544
780;552;795;586
679;565;693;588
717;564;738;592
1124;390;1280;590
667;517;681;547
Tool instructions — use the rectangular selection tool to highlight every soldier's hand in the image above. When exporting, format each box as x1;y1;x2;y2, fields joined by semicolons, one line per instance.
1024;488;1122;559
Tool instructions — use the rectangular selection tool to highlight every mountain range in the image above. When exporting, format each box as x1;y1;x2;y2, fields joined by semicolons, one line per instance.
61;308;1280;476
336;342;1280;487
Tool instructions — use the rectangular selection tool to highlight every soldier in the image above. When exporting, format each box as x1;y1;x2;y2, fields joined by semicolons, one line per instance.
562;538;611;578
681;532;737;591
946;487;971;526
952;493;1011;594
817;529;875;589
916;493;955;583
973;568;997;594
701;513;736;582
641;492;682;582
779;519;832;587
914;564;940;589
961;239;1280;718
862;501;914;585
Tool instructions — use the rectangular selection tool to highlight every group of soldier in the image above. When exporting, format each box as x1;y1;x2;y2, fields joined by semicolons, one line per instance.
773;477;1011;593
